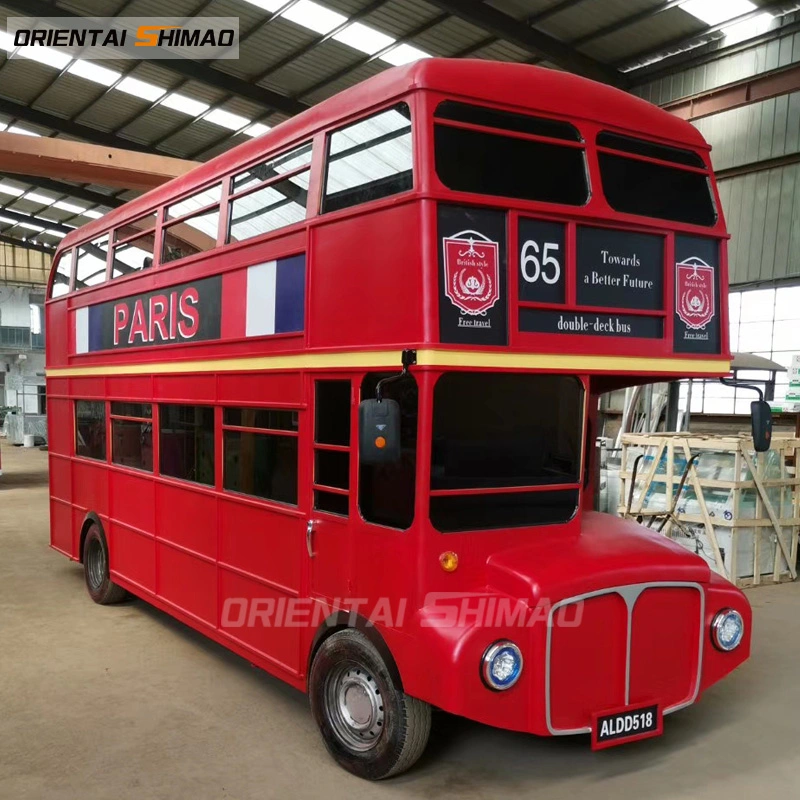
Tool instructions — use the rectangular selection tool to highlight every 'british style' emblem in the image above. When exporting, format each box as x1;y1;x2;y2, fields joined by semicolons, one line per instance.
442;230;500;316
676;256;715;330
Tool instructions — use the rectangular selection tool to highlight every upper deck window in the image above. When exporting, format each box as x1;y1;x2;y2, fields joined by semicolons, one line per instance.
112;211;158;279
228;142;313;243
162;184;221;264
597;132;717;226
322;103;413;214
50;250;73;298
433;101;589;207
74;236;110;291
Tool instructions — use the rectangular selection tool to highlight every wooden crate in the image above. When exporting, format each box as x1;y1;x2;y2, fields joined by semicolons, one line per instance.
617;433;800;588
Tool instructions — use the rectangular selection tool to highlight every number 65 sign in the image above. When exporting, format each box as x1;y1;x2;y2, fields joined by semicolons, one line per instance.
518;218;566;304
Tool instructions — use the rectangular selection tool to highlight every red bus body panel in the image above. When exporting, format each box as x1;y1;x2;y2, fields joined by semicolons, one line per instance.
46;60;749;737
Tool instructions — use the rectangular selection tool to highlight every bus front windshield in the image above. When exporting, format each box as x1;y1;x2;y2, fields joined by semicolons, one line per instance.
430;373;584;533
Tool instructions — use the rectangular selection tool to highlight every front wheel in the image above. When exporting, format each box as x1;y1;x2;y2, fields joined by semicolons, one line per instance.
309;629;431;780
83;523;128;605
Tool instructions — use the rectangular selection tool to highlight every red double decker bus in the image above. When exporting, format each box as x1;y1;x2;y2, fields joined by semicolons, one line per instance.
46;59;752;779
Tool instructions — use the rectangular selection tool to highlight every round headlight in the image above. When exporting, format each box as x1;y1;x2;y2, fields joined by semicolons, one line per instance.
711;609;745;652
481;641;523;690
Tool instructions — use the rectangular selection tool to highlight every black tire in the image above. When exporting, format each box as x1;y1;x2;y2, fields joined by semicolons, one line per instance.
82;523;128;605
309;629;431;780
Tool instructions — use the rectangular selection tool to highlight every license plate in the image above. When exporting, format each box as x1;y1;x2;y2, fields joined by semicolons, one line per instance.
592;704;662;750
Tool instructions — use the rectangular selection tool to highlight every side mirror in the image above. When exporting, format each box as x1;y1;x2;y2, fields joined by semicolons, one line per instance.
359;399;401;464
751;400;773;452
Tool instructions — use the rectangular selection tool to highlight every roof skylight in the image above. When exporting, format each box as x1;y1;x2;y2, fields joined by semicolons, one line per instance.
68;60;121;86
25;192;56;205
17;45;71;70
681;0;756;26
723;12;774;45
117;76;166;102
53;200;87;214
205;108;252;130
162;92;211;116
380;43;432;66
333;21;394;54
282;0;347;35
8;126;40;137
243;122;271;137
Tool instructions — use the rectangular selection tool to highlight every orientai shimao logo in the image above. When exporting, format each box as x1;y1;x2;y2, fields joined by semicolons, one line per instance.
8;17;239;60
442;230;500;316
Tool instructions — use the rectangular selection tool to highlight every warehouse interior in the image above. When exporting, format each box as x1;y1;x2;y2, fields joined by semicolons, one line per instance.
2;0;800;796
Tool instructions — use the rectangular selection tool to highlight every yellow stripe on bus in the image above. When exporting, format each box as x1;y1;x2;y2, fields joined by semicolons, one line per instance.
45;349;731;378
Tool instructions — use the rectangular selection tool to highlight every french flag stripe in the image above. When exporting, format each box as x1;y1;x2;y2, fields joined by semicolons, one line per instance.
246;261;277;337
245;255;305;337
275;254;305;334
75;307;89;354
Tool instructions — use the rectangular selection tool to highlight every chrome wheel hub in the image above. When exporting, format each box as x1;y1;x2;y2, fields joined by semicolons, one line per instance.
326;663;384;752
86;538;105;591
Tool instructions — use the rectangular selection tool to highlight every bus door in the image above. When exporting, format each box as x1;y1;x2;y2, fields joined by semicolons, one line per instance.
307;378;353;602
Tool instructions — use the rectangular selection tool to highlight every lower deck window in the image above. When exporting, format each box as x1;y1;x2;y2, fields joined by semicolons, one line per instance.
160;404;214;486
111;402;153;471
223;407;298;505
75;400;106;460
430;373;583;532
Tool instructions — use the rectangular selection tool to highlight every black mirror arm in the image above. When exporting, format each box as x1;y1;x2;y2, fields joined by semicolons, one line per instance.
376;349;417;402
719;376;764;401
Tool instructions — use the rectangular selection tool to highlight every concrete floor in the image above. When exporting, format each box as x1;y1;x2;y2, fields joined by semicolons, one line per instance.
1;440;799;800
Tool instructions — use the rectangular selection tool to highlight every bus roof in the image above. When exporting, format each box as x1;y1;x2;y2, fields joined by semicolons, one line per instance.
58;58;708;252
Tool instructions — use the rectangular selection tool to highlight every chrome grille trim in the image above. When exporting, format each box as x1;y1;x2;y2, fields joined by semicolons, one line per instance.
545;581;705;736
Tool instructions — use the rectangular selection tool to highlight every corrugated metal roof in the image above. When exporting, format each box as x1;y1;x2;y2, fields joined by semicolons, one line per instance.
0;0;792;250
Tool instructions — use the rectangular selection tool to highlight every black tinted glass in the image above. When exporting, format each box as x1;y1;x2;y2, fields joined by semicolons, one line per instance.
224;408;298;431
160;404;215;486
436;101;581;142
75;400;106;460
599;152;717;226
597;131;705;168
223;430;298;505
431;373;583;490
435;125;588;206
112;419;153;471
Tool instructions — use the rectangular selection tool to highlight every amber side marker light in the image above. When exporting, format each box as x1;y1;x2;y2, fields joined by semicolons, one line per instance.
374;436;386;449
439;551;459;572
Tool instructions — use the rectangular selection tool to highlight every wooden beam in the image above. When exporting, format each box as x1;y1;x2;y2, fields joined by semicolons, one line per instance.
0;132;198;191
663;62;800;121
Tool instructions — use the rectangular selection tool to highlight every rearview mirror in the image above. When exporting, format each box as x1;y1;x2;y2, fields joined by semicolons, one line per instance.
359;399;401;464
751;400;773;452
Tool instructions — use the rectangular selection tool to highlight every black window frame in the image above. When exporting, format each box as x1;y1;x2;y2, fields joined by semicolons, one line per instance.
433;99;590;208
75;400;106;461
74;235;110;292
161;183;222;265
358;372;418;531
313;380;352;517
429;372;585;533
159;403;215;487
50;249;73;298
222;406;299;506
321;102;414;215
110;401;154;472
597;132;717;227
227;141;313;244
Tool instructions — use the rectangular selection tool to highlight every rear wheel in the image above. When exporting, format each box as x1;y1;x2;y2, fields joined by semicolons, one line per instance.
309;629;431;780
83;523;128;605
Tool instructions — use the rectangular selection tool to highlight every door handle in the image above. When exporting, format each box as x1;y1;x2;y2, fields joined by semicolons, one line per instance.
306;519;316;558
